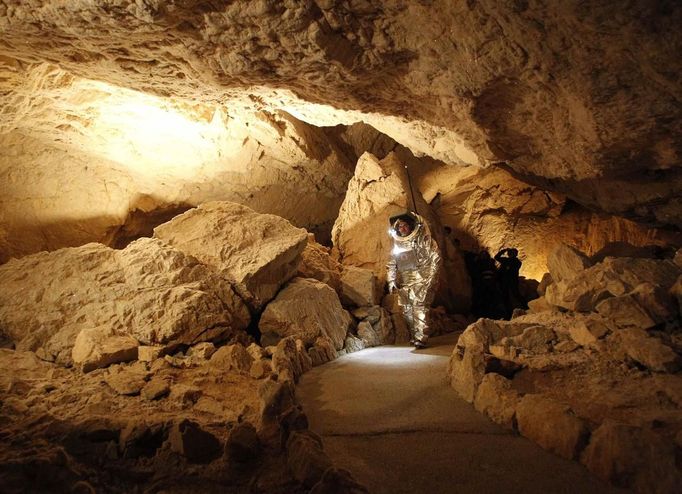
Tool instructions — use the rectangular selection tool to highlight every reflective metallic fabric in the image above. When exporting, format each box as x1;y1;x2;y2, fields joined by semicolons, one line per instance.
386;215;441;344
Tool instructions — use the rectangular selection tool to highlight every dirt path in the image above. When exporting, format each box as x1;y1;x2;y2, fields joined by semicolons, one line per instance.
296;333;626;494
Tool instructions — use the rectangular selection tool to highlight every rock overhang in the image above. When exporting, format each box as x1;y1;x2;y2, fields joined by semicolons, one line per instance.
0;0;680;229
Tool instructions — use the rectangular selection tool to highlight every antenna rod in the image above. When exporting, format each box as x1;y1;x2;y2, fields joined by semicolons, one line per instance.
404;164;419;215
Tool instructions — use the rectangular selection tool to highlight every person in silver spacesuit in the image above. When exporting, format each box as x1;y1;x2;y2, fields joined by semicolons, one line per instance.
386;213;441;348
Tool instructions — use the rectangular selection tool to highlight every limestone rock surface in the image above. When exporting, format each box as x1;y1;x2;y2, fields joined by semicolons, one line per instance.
419;165;679;281
168;419;222;464
0;238;250;365
581;421;681;493
287;431;333;488
0;1;680;228
308;336;337;367
448;318;532;402
567;318;610;347
473;374;519;430
614;329;681;373
296;234;342;292
516;394;589;460
547;244;593;283
595;295;657;330
0;342;275;493
154;201;308;310
546;257;681;313
210;344;253;374
71;329;138;373
270;336;313;383
340;266;379;307
259;278;351;350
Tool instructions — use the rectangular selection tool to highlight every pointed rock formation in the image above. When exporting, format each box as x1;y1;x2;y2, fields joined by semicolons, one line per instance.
332;152;471;311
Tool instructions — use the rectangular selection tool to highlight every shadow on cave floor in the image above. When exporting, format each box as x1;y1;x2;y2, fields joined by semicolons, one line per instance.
296;334;627;494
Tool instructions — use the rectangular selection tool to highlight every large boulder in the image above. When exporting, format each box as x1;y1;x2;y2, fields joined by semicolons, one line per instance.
448;318;533;402
259;278;352;350
0;238;250;365
154;201;308;310
516;394;590;460
547;244;592;283
546;257;681;312
581;421;681;493
340;266;379;307
473;373;520;429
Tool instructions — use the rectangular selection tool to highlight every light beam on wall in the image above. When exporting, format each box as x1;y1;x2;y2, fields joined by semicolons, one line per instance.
82;80;234;179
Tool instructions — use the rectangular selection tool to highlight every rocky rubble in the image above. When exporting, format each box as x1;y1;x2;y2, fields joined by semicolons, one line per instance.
448;244;682;493
0;237;250;367
154;201;308;310
0;203;373;492
0;336;364;493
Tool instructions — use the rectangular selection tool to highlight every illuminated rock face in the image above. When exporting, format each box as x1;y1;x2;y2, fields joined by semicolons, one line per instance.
0;66;358;259
417;165;681;280
0;1;680;227
0;238;250;366
154;201;308;311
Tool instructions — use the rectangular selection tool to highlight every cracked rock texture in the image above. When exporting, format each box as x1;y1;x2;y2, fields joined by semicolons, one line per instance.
417;164;681;280
449;245;682;493
154;201;308;311
0;345;307;493
260;277;352;351
0;237;250;366
0;1;680;228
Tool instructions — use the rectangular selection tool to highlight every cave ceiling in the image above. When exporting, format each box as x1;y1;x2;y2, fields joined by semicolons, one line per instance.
0;0;681;228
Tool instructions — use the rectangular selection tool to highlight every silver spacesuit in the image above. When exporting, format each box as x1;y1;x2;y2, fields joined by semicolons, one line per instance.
386;213;441;347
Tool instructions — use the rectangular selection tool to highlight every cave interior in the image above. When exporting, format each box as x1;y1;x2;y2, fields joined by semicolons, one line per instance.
0;1;681;493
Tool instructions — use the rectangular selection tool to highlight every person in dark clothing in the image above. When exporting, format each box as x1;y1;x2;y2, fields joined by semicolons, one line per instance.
472;250;504;318
495;247;523;317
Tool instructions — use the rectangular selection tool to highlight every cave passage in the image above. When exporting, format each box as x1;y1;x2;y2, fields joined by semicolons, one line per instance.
1;2;682;493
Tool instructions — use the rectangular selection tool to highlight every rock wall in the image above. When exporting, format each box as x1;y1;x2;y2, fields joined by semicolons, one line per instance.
418;165;682;280
448;246;682;493
0;1;680;227
0;64;358;260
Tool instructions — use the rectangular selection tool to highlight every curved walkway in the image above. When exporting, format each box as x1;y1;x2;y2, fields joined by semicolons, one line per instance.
296;333;626;494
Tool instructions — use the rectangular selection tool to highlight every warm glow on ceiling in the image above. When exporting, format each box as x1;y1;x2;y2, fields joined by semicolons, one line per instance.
73;80;240;179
